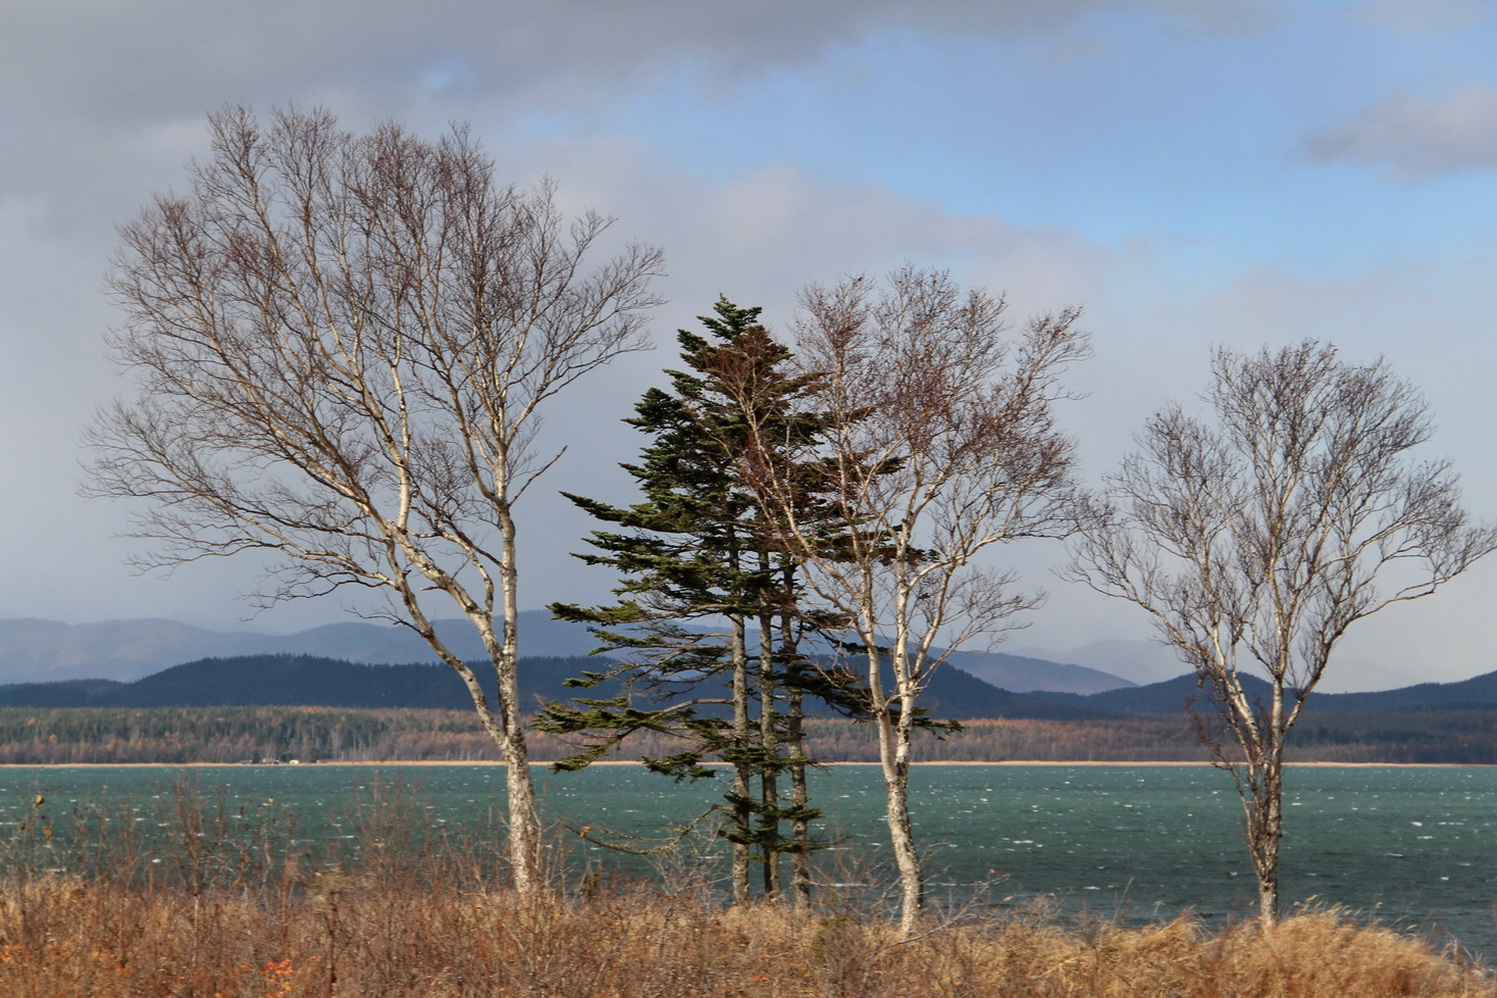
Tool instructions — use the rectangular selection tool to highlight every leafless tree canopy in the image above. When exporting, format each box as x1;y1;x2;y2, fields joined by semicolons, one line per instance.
788;267;1089;671
91;106;660;604
1066;340;1497;922
85;106;664;894
747;266;1088;933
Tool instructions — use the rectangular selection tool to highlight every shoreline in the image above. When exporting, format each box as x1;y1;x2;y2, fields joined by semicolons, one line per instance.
0;759;1484;769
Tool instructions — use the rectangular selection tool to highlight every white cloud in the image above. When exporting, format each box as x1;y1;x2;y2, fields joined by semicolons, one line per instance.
1029;254;1497;684
1355;0;1489;35
1;0;1272;136
0;2;1069;125
498;133;1115;321
508;135;1117;492
1144;0;1284;35
1307;86;1497;180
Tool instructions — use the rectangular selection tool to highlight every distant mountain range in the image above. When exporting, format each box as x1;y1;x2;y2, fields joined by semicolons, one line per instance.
1009;639;1188;686
941;649;1127;695
1031;668;1497;715
0;613;1135;696
0;614;602;684
3;642;1497;723
0;653;1113;722
1009;638;1416;693
5;613;1493;720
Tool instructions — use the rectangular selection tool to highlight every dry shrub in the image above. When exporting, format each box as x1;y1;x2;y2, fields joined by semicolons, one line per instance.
0;878;1490;997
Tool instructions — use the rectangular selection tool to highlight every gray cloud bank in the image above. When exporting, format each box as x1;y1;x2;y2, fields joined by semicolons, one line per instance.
1308;86;1497;180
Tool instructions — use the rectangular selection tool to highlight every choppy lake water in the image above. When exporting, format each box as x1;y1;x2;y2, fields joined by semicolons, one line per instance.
1;763;1491;959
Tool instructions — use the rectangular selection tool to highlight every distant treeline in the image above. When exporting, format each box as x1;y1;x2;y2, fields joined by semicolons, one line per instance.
0;704;1494;765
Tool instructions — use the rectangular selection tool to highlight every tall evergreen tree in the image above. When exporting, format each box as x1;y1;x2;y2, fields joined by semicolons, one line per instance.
539;298;853;904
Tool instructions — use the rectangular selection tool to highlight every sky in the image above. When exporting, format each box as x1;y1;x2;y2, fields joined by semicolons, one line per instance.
3;0;1497;691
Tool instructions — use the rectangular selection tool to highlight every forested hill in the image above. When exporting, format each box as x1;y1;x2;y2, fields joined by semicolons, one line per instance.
0;654;1113;722
0;656;609;712
10;650;1492;724
1029;668;1497;714
0;613;1135;694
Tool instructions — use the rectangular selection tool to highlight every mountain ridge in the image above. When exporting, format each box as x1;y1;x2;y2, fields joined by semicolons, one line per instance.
6;614;1485;710
10;647;1497;721
0;613;1133;696
0;653;1115;722
1030;669;1497;715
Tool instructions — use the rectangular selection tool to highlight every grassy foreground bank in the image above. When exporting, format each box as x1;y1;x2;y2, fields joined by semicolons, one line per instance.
0;877;1489;997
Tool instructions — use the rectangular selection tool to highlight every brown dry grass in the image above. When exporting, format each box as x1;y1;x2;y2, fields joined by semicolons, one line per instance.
0;876;1488;997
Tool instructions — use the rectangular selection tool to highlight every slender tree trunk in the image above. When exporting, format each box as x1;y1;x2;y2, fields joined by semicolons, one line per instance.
886;702;923;936
400;562;542;899
1246;754;1284;927
787;662;813;907
499;660;541;896
774;570;811;906
889;586;925;935
499;513;542;897
730;613;753;905
757;602;782;901
867;624;923;936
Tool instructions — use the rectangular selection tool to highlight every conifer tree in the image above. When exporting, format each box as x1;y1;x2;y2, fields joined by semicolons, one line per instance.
540;298;852;904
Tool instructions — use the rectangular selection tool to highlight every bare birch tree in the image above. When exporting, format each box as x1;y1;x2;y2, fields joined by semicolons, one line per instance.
1064;341;1497;925
83;106;664;896
744;267;1088;934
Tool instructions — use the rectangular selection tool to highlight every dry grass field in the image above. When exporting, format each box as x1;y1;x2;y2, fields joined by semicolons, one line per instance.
0;877;1490;997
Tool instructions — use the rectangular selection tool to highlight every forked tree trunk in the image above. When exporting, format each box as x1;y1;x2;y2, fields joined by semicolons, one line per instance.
868;626;924;936
405;580;542;899
1219;676;1287;928
881;713;923;936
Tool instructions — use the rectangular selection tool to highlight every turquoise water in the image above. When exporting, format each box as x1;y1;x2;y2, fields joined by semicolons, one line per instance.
1;764;1492;958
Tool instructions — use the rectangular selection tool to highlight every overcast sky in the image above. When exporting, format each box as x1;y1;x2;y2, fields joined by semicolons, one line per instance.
3;0;1496;689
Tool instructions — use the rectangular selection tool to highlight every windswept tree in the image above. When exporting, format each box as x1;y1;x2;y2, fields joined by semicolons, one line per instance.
541;299;852;905
1064;341;1497;924
745;267;1089;934
84;106;664;895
